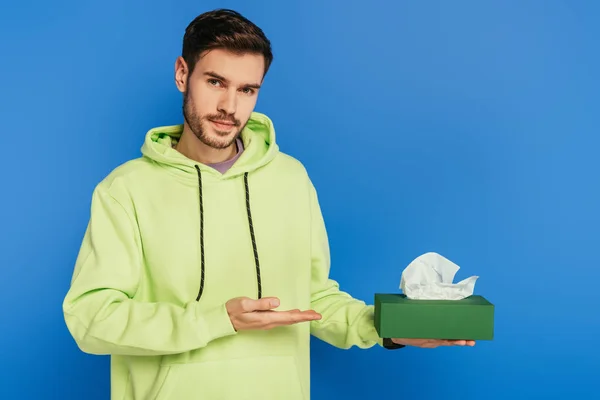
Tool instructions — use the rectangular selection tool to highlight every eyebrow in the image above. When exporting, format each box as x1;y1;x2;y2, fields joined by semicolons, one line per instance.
203;71;262;89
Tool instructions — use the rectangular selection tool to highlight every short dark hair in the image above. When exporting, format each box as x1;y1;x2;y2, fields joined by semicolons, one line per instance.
182;9;273;76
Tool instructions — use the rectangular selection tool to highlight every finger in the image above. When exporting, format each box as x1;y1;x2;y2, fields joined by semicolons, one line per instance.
423;340;444;348
422;340;456;348
436;339;467;346
258;308;301;314
443;339;477;347
258;309;303;316
241;297;280;312
392;339;433;347
453;340;476;346
245;309;320;325
264;310;322;327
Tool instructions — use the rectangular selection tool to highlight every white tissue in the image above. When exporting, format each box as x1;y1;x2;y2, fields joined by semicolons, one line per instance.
399;252;478;300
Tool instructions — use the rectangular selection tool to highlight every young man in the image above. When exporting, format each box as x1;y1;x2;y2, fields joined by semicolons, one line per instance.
63;9;474;400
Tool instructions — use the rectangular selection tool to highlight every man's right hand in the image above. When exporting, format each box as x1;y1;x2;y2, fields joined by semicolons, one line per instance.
225;296;321;331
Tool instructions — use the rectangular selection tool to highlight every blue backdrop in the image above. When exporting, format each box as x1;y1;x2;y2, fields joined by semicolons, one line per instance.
1;1;598;399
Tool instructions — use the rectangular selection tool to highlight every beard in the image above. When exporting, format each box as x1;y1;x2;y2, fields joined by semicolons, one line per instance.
182;89;245;150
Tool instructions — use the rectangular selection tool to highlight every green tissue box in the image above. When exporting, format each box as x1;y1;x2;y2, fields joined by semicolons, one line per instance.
374;294;494;340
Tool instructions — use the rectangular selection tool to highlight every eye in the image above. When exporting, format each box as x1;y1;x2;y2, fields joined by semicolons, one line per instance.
207;79;222;87
241;87;255;95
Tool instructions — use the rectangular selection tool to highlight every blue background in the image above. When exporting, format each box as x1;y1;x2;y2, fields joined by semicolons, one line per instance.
1;0;598;399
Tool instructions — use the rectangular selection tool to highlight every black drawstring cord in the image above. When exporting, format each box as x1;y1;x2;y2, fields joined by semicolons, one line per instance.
195;165;206;301
244;172;262;299
194;167;262;301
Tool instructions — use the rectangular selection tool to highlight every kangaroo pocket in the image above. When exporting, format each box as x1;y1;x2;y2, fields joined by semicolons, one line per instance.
154;355;306;400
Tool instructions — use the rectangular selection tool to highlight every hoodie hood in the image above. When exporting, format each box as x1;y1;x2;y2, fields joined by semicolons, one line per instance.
141;111;279;184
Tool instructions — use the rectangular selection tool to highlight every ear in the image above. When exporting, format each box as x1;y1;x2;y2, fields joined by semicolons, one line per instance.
174;56;189;93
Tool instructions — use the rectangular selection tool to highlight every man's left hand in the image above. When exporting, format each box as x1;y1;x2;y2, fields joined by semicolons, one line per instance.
391;338;476;348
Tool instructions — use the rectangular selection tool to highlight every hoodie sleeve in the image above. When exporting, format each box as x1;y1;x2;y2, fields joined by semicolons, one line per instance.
62;184;237;357
307;181;384;349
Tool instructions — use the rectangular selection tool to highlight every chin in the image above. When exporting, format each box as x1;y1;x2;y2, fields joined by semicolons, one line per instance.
203;129;238;149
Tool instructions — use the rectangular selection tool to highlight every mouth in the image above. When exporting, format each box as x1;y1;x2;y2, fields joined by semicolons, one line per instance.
209;119;237;132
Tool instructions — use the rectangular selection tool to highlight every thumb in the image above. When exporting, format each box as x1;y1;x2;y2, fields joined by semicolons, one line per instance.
245;297;280;312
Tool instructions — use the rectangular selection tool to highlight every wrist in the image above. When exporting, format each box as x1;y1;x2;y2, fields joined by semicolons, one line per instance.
383;338;405;350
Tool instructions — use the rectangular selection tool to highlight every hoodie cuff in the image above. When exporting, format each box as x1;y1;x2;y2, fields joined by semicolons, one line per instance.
199;302;238;342
382;338;405;350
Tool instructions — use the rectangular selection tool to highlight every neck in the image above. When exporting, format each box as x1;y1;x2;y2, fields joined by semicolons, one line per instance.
175;125;237;165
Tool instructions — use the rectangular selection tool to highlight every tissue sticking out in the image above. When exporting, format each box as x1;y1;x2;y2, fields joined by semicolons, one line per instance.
399;252;478;300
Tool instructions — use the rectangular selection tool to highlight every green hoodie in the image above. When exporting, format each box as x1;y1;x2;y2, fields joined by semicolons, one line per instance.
63;112;383;399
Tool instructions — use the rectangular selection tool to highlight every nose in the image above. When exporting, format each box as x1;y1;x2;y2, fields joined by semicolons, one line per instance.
217;89;237;116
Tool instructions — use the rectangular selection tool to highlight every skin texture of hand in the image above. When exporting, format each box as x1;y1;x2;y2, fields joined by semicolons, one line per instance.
391;338;476;348
226;296;322;331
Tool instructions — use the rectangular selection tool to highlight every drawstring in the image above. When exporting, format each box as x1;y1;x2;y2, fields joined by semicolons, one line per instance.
194;165;263;301
195;165;206;301
244;172;263;299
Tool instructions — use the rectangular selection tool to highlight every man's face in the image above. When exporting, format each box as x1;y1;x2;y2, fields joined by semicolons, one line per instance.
176;49;265;149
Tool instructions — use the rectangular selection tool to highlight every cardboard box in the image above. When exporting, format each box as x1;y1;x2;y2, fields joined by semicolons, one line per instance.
374;294;494;340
